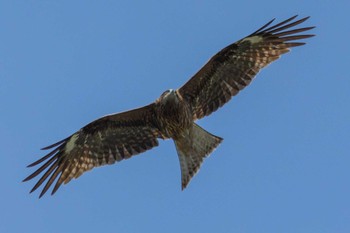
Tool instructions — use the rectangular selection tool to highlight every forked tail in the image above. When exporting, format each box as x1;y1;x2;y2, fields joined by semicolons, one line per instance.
174;123;223;189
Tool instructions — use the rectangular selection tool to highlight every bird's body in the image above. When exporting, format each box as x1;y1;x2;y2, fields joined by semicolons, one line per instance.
155;90;193;139
24;15;315;197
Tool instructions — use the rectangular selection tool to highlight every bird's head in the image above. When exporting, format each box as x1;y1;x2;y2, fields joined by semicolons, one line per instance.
158;89;179;104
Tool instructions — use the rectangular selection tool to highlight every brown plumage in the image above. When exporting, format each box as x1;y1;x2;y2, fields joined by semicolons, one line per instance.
24;15;315;197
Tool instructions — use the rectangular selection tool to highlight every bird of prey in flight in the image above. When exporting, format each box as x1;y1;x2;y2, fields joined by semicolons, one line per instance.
24;15;315;198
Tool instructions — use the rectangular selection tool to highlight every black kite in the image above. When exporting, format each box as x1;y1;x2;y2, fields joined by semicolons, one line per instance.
24;15;315;197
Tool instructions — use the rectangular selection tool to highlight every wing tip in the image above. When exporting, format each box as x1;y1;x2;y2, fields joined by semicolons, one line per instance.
39;191;45;199
41;136;71;150
257;15;314;35
26;163;36;168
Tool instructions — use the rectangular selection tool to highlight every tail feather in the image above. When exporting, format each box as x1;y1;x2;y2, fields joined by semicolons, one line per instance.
174;123;223;190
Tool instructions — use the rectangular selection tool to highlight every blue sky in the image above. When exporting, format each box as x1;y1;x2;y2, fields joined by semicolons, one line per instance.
1;1;349;233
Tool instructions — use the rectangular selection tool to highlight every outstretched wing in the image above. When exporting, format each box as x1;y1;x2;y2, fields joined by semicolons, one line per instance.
23;103;165;198
178;15;315;120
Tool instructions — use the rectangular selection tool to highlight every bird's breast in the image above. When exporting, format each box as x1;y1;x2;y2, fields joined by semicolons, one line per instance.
156;99;192;139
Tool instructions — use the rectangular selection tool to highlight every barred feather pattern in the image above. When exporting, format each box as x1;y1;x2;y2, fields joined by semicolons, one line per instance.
175;124;223;189
23;104;163;198
179;15;315;120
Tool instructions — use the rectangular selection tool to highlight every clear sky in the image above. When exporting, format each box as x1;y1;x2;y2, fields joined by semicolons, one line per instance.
1;1;349;233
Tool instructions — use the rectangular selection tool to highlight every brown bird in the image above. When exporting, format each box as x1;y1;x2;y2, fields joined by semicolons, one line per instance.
24;15;315;198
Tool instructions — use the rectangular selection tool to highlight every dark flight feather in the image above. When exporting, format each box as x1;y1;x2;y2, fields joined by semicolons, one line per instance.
179;15;315;120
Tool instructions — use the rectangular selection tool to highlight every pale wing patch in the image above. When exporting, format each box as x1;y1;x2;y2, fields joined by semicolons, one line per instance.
64;133;79;153
241;35;263;44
